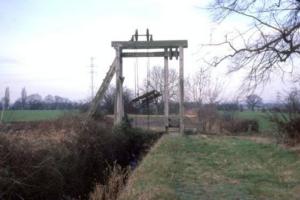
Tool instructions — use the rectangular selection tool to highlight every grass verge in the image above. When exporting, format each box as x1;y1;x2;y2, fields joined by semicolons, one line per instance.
120;134;300;200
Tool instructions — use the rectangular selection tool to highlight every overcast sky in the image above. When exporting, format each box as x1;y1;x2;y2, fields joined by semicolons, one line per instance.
0;0;295;103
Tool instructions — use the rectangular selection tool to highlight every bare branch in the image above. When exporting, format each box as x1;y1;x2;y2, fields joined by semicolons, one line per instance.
203;0;300;91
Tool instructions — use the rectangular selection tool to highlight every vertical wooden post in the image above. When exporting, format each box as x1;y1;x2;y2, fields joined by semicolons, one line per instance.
119;51;124;119
114;47;124;125
179;46;184;134
164;48;169;133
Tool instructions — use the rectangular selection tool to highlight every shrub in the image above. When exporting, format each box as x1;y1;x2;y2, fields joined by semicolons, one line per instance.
219;110;259;134
270;113;300;144
269;88;300;144
221;118;259;134
0;117;161;200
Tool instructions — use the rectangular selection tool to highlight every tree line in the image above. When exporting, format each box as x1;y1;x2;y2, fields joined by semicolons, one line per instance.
0;87;82;110
3;65;298;113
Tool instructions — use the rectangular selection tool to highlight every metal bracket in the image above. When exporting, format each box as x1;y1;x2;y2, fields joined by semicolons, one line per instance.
130;29;153;42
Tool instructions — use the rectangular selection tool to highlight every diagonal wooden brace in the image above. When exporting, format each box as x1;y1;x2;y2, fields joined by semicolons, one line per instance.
87;58;117;118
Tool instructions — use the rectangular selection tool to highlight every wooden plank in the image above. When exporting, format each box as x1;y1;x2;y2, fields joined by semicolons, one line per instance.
179;46;184;134
122;51;179;58
131;90;161;103
88;58;117;118
112;40;188;49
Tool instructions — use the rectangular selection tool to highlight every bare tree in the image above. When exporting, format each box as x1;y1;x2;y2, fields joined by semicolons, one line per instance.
101;86;135;114
246;94;262;111
205;0;300;89
102;86;115;114
190;68;210;104
143;66;178;100
4;87;10;109
27;93;43;109
186;68;223;132
21;87;27;109
141;66;179;113
188;68;223;104
286;87;300;115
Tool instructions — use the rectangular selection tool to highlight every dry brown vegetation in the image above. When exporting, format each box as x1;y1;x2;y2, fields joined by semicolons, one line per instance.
270;114;300;145
89;164;129;200
0;116;161;200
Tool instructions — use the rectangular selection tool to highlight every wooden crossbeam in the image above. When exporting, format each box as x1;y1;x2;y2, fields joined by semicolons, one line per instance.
122;51;179;58
112;40;188;49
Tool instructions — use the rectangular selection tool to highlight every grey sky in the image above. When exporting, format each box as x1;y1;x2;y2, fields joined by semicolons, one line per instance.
0;0;294;103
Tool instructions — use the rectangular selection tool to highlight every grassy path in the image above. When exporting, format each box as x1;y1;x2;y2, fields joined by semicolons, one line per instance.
120;135;300;200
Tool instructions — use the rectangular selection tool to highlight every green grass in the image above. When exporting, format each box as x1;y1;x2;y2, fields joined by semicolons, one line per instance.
120;135;300;200
0;110;78;122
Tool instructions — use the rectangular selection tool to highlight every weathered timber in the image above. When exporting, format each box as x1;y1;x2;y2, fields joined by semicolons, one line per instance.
89;30;187;131
179;46;184;134
115;47;124;124
112;40;188;49
122;51;179;58
164;48;169;132
87;58;117;118
131;90;161;105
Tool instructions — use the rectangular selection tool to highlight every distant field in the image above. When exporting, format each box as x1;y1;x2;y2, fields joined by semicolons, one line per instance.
0;110;79;122
120;135;300;200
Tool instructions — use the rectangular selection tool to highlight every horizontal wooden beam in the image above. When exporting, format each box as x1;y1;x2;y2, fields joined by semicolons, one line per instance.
112;40;188;49
122;51;179;58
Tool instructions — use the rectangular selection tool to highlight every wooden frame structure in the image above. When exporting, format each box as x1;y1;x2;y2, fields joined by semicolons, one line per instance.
88;30;188;134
